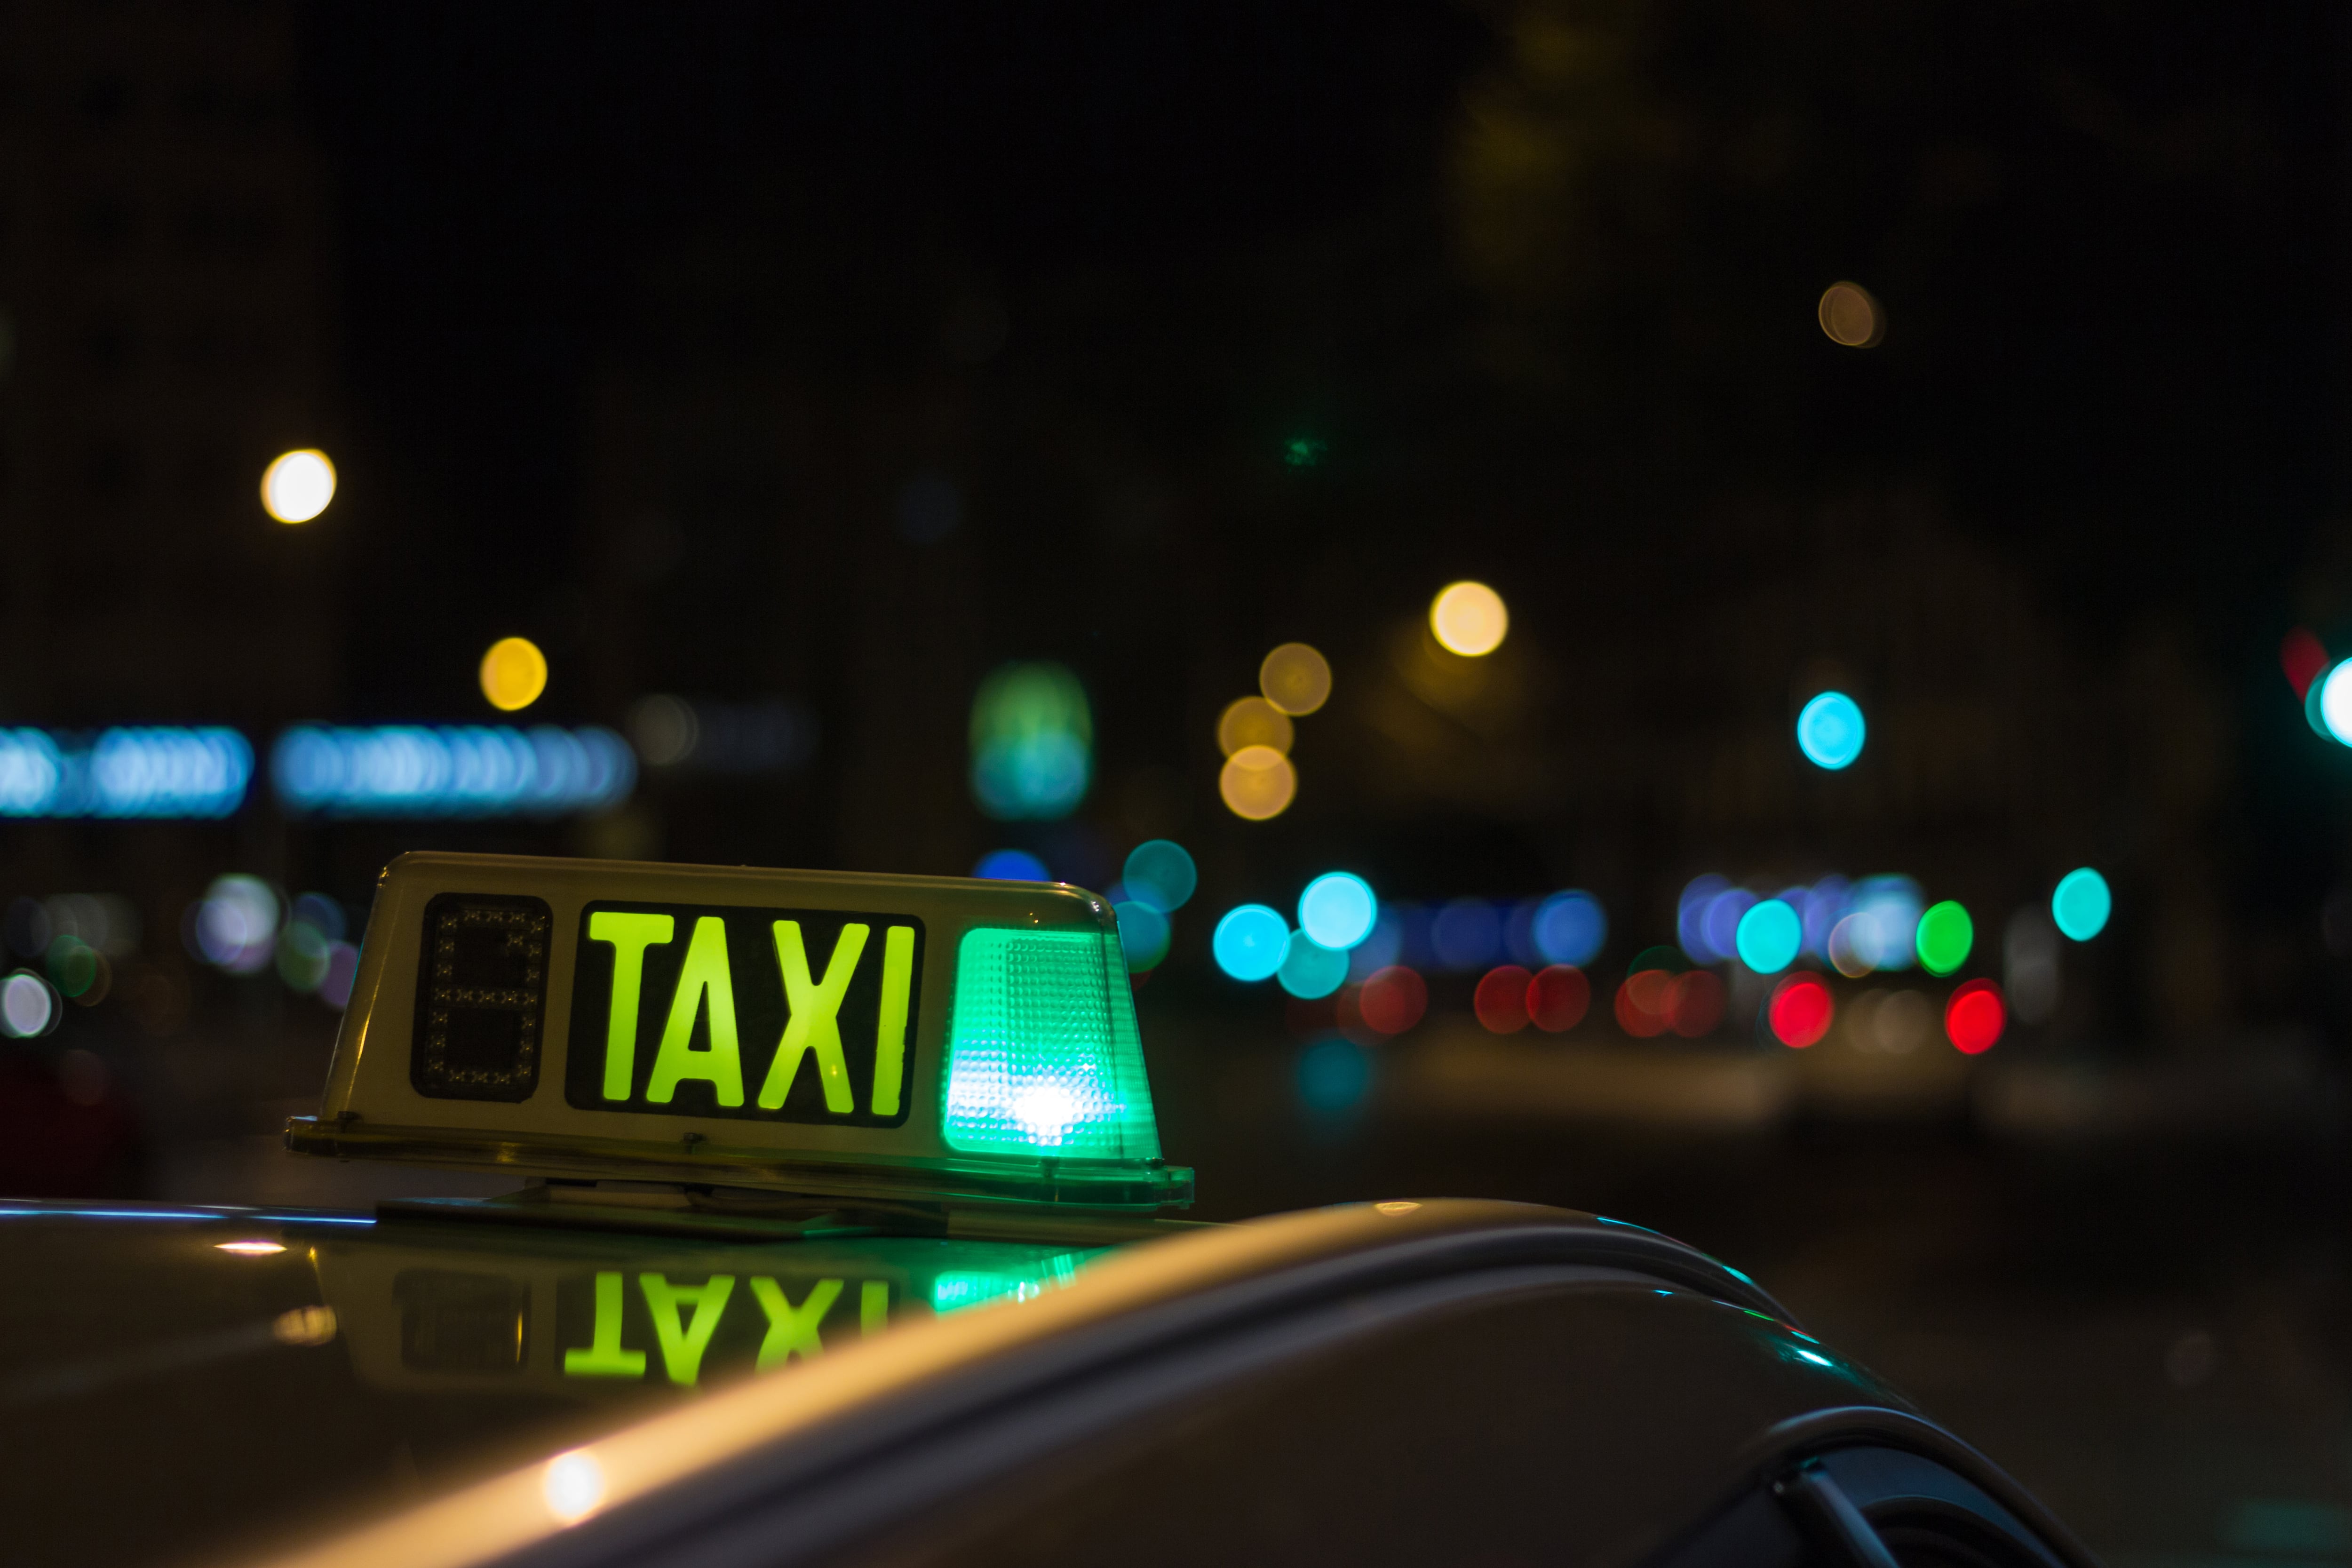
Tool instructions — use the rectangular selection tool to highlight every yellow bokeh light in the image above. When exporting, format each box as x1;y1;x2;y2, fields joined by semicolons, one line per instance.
1430;581;1508;657
215;1240;286;1256
1259;642;1332;716
260;448;336;523
1217;696;1295;757
1219;744;1296;820
480;637;549;712
1817;281;1884;348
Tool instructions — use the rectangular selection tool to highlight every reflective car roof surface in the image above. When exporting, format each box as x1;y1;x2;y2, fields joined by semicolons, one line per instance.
0;1200;1116;1568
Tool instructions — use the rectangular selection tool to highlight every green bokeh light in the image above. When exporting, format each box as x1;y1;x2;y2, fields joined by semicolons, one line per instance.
1914;900;1973;976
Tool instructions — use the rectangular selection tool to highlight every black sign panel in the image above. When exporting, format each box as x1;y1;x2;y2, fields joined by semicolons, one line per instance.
413;893;552;1102
564;902;924;1127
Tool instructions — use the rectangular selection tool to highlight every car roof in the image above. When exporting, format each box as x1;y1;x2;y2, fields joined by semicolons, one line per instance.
218;1197;1981;1568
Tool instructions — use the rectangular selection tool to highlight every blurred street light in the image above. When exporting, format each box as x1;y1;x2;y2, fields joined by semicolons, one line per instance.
1430;581;1508;656
479;637;549;712
261;448;337;523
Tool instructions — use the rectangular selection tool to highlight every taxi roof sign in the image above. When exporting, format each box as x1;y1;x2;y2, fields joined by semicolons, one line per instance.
288;853;1190;1210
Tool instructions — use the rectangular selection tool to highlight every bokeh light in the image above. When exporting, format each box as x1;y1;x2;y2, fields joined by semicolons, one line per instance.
1121;840;1197;912
1216;697;1295;757
1278;931;1350;999
1734;899;1802;974
1816;282;1884;348
1299;872;1377;950
970;662;1093;820
1826;914;1878;977
1914;900;1974;976
1297;1035;1374;1114
2282;628;2330;700
1212;904;1289;981
1474;965;1534;1033
1259;643;1333;716
1796;691;1867;770
1616;969;1675;1038
1429;581;1508;657
272;726;634;818
1768;973;1834;1048
1114;901;1172;972
0;728;253;819
191;875;279;975
1946;978;2006;1054
1667;970;1724;1037
0;971;56;1037
1432;899;1503;971
2322;661;2352;745
1677;875;1730;961
1357;965;1429;1035
2051;867;2111;941
1532;891;1606;966
1527;965;1589;1032
479;637;549;712
260;448;336;523
1849;876;1923;970
1699;888;1758;966
1218;745;1296;820
974;849;1050;881
1346;909;1404;980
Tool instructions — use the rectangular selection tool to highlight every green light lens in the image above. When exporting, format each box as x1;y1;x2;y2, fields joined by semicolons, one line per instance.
942;927;1163;1161
1915;899;1973;976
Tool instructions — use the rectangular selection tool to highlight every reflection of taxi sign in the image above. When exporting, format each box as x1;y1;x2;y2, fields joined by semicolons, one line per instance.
287;853;1189;1208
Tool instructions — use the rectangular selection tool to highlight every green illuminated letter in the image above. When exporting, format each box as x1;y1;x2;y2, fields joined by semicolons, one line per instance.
587;911;675;1100
757;922;867;1112
646;916;744;1106
861;1279;890;1336
563;1270;647;1378
868;925;915;1116
639;1272;736;1386
750;1276;842;1369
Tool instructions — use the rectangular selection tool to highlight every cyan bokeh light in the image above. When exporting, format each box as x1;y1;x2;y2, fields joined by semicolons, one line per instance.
1121;840;1197;913
1735;899;1803;974
1298;872;1377;950
2320;662;2352;746
1212;904;1289;982
1796;691;1867;770
1113;900;1171;971
2052;867;2112;941
1277;931;1349;998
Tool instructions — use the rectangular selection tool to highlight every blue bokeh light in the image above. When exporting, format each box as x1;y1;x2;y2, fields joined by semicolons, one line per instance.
1534;891;1607;967
2051;867;2112;942
1212;904;1289;982
1677;875;1730;962
1700;888;1758;966
0;728;252;819
1298;872;1377;951
1431;899;1502;971
1277;931;1350;998
974;848;1049;881
1796;691;1867;770
1347;909;1404;981
272;726;634;818
1121;840;1197;913
1735;899;1802;973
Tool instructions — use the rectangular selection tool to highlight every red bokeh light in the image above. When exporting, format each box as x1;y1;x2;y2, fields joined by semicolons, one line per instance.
1945;978;2005;1054
1357;965;1428;1036
1527;964;1589;1032
2283;627;2330;700
1475;965;1534;1033
1768;973;1833;1048
1666;969;1724;1037
1615;969;1674;1038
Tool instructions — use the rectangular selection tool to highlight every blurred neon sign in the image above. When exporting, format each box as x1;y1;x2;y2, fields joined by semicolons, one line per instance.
271;725;635;818
0;728;252;819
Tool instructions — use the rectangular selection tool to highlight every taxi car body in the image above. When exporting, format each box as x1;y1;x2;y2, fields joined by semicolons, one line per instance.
0;855;2096;1568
